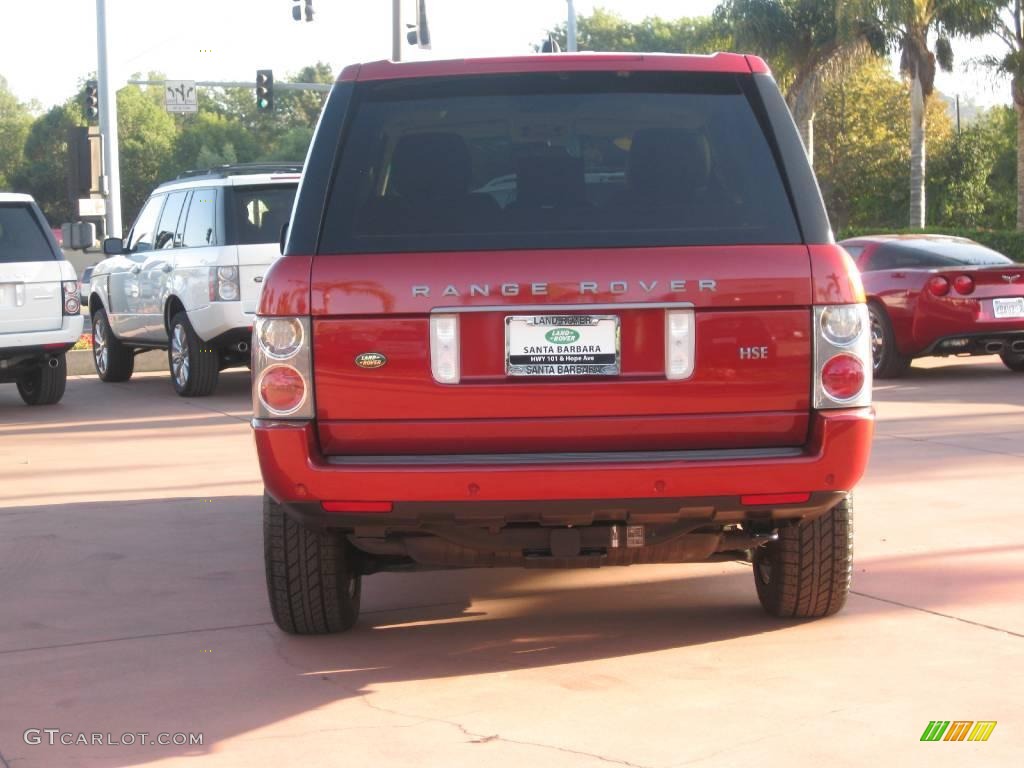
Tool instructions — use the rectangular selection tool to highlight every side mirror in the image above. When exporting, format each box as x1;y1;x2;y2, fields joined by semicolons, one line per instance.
102;237;124;256
279;222;289;256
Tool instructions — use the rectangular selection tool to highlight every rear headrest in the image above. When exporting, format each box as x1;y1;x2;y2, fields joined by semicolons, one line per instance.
627;128;711;203
515;153;586;208
390;132;473;201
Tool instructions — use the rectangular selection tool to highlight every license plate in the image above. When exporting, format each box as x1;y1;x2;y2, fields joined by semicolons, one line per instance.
993;297;1024;319
506;314;620;376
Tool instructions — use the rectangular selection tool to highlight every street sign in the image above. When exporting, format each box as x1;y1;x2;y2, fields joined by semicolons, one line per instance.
165;80;198;113
78;198;107;217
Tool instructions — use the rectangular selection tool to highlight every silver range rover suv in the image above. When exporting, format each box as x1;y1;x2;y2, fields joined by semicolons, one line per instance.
88;163;300;396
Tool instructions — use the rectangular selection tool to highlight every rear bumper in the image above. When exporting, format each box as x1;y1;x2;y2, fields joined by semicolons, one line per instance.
919;329;1024;356
254;407;873;525
0;315;83;359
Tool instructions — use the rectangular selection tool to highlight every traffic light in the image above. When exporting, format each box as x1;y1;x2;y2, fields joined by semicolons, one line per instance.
256;70;274;112
84;81;99;122
406;0;431;48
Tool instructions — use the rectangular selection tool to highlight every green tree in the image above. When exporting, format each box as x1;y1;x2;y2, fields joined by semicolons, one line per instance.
814;57;953;229
11;101;84;223
116;84;177;225
0;75;34;189
856;0;1002;227
976;2;1024;227
715;0;885;164
165;112;260;178
928;105;1016;226
547;7;728;53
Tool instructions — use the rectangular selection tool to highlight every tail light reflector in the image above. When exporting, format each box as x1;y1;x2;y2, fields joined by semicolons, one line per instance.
322;501;393;514
741;493;811;506
953;275;975;295
252;316;314;420
813;304;871;409
430;314;460;384
664;309;695;380
62;280;80;315
927;276;950;296
821;354;865;401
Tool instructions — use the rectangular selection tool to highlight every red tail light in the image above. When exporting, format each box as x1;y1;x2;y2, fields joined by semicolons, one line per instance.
927;276;950;296
821;354;865;401
258;365;306;414
953;275;975;295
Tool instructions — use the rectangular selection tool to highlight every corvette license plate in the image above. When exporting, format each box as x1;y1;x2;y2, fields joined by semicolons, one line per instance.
506;315;620;376
993;297;1024;319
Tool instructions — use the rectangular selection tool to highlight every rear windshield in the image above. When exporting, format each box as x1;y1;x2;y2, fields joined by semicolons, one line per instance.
229;185;297;246
0;204;56;263
869;242;1013;270
320;72;800;253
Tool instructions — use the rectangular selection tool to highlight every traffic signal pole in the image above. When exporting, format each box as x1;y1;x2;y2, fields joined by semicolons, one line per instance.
567;0;577;51
95;0;122;237
392;0;402;61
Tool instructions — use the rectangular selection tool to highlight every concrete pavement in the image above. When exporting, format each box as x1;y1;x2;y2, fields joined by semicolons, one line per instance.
0;359;1020;767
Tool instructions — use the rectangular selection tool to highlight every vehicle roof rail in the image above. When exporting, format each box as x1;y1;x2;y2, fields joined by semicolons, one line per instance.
167;162;305;183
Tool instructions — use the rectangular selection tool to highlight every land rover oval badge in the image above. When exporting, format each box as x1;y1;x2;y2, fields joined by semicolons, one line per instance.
355;352;387;369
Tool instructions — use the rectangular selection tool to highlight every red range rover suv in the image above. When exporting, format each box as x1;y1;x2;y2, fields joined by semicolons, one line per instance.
253;53;874;634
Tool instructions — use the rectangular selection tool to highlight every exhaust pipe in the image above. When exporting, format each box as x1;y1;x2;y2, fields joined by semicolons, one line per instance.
1012;340;1024;354
237;340;249;354
47;357;60;369
985;341;1005;354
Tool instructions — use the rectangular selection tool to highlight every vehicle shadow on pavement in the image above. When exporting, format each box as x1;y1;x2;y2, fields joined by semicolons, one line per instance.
871;358;1024;406
2;495;1021;766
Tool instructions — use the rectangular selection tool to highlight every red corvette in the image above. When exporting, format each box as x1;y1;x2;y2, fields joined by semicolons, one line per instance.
839;235;1024;377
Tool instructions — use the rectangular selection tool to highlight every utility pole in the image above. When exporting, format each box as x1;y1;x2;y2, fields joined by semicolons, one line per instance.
392;0;401;61
567;0;578;52
95;0;122;237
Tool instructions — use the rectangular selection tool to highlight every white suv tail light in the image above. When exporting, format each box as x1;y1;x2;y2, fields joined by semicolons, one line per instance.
430;314;460;384
252;316;314;419
62;280;80;315
813;304;871;409
664;309;695;380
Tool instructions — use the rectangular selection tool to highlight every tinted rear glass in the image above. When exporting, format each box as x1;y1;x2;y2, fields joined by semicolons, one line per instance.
868;242;1013;270
0;204;55;263
320;72;800;253
230;185;297;246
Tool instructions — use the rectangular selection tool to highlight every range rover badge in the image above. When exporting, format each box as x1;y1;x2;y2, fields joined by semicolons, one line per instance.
354;352;387;369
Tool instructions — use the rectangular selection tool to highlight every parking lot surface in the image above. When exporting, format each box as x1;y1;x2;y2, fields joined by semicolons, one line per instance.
1;358;1021;767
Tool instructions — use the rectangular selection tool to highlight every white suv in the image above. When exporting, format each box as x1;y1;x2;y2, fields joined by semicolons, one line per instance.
89;164;300;396
0;193;83;405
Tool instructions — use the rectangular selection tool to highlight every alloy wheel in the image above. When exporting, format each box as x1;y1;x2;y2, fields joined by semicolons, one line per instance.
869;309;884;371
170;323;190;389
93;317;109;376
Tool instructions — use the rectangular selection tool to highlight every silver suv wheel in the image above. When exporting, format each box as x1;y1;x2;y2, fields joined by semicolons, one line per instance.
170;322;190;389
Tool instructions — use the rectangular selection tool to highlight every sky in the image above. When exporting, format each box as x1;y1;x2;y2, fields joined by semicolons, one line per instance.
0;0;1013;111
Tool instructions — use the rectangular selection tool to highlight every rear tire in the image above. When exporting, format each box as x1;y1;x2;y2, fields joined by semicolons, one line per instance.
753;495;853;619
92;308;135;382
169;311;219;397
999;350;1024;372
869;303;911;379
263;493;362;635
17;355;67;405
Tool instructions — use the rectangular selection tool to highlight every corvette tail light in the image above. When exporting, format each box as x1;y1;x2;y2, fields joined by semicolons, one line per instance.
813;304;871;409
430;314;460;384
953;275;975;295
927;276;950;297
62;280;80;315
252;316;313;419
665;309;695;380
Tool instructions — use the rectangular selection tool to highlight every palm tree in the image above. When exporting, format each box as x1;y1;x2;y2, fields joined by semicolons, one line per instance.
980;1;1024;228
859;1;1001;227
716;0;884;164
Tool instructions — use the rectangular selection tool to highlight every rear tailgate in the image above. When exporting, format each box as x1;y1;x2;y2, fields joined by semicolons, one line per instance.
0;202;63;335
238;243;280;314
311;246;812;455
